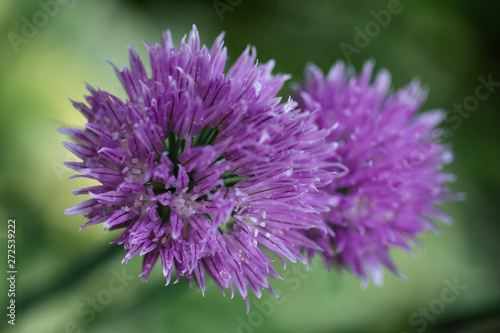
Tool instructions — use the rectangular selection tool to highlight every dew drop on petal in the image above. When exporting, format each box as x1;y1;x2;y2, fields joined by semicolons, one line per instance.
220;271;230;280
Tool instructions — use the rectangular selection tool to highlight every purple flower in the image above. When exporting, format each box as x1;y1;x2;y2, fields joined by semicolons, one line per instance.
61;25;344;308
295;61;461;286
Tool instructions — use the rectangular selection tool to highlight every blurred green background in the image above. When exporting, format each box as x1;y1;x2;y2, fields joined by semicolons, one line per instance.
1;0;499;332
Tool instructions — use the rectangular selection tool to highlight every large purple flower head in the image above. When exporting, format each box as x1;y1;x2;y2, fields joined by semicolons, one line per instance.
295;61;461;286
61;25;344;307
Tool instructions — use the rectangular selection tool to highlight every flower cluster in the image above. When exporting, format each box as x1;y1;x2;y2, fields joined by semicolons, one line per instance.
61;26;459;306
295;61;460;285
61;26;344;308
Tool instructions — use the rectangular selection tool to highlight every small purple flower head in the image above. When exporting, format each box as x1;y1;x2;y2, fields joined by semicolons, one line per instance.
61;25;344;308
295;61;461;286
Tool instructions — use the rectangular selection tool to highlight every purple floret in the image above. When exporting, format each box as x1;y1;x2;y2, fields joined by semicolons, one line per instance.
295;61;462;286
61;25;345;308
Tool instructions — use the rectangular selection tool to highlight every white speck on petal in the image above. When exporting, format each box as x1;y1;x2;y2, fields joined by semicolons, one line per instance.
254;80;262;96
